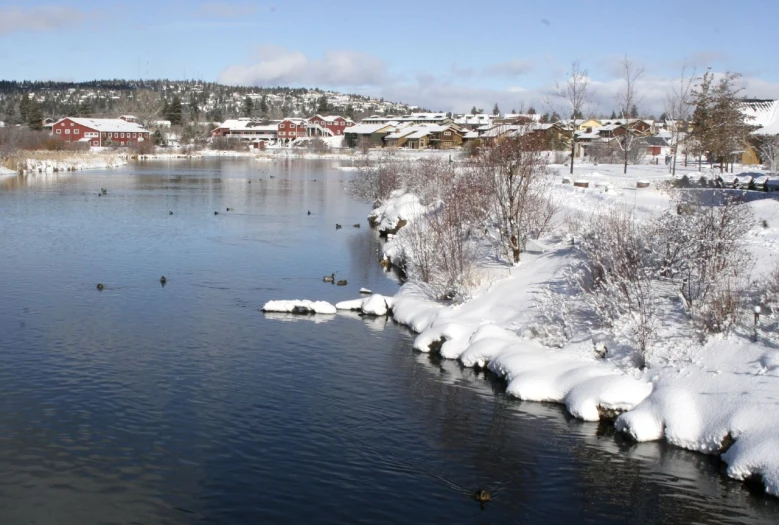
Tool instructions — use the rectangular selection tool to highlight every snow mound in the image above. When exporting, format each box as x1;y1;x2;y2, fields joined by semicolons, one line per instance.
368;191;426;233
336;294;393;316
261;300;336;315
615;340;779;495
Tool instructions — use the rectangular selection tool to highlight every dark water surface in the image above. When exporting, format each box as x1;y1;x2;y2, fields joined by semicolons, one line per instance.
1;158;778;524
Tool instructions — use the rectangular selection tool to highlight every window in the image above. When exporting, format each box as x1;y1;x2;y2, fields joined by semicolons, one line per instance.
132;133;137;138
114;133;118;138
120;133;125;138
93;141;98;146
444;131;451;136
56;129;61;134
280;123;285;128
74;129;79;134
65;129;70;134
70;122;74;127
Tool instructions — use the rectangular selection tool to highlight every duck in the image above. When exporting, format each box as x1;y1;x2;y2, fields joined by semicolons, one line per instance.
336;279;348;286
226;207;234;212
96;283;104;291
474;489;491;503
335;224;342;229
214;211;219;215
160;276;167;285
307;210;311;215
323;273;335;283
353;223;360;228
169;211;173;215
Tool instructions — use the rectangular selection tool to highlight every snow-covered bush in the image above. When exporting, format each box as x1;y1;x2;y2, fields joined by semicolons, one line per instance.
347;152;404;203
575;207;660;366
655;192;753;332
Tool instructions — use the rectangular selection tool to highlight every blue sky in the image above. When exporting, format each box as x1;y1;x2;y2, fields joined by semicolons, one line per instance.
2;0;778;114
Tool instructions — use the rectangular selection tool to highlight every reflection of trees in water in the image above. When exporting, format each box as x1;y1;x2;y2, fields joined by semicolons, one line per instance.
345;231;403;287
394;346;779;523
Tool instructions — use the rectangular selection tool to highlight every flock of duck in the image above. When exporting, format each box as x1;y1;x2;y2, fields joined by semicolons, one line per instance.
96;276;166;291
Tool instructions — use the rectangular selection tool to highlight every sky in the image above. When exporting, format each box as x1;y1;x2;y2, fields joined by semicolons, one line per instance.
2;0;779;116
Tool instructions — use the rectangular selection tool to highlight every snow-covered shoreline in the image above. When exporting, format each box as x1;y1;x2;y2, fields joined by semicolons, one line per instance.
364;161;779;497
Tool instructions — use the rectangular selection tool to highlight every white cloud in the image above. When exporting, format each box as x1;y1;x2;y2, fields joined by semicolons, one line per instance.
0;5;87;35
218;45;387;87
483;59;535;78
218;46;779;116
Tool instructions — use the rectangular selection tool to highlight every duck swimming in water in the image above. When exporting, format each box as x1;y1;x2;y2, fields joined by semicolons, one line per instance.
323;273;335;283
160;276;167;285
96;283;104;291
474;489;491;503
336;279;347;286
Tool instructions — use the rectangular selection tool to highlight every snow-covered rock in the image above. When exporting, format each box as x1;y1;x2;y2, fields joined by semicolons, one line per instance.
261;300;336;315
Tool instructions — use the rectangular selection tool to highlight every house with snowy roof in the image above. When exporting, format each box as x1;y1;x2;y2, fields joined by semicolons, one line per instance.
51;117;150;147
211;118;278;142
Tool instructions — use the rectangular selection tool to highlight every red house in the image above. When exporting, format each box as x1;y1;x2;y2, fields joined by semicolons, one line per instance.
307;115;356;136
52;117;150;147
277;118;307;144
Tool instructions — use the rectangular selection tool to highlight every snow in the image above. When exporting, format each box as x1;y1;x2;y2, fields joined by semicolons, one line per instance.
357;161;779;496
261;300;337;315
368;191;426;233
335;294;393;316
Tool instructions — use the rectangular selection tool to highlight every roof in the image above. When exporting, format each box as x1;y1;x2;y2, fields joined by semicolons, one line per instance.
345;123;396;135
742;99;779;136
215;119;279;132
56;117;147;133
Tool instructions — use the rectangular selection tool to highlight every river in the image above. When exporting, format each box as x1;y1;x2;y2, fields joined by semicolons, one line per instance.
0;158;777;524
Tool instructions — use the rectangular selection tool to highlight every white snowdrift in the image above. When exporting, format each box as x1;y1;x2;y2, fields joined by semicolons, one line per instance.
335;294;394;316
261;300;336;315
368;191;426;233
615;339;779;495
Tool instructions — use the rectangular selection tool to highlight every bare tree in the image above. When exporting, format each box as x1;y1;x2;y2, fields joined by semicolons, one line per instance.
615;56;645;174
758;135;779;172
664;63;696;176
478;132;554;264
550;60;591;175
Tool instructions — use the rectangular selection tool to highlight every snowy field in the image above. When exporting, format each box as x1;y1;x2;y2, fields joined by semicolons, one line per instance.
368;160;779;496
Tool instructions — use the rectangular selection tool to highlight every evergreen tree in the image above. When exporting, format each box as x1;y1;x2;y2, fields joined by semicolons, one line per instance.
470;106;478;115
629;104;639;118
242;96;254;117
166;95;183;125
540;112;550;123
317;95;329;114
572;109;583;119
19;94;30;123
259;95;269;115
551;112;561;122
610;110;617;119
26;97;43;130
492;103;500;116
527;106;536;115
658;112;668;121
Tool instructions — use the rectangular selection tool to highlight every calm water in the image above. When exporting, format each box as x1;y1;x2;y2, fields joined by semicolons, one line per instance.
1;158;778;524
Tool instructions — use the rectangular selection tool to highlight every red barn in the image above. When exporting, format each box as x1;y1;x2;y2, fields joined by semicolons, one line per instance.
52;117;150;147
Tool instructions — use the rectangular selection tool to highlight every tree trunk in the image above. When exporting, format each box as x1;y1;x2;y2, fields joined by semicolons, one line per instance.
569;130;575;175
623;138;629;174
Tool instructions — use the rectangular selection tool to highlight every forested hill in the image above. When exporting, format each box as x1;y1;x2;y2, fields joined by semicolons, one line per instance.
0;79;424;125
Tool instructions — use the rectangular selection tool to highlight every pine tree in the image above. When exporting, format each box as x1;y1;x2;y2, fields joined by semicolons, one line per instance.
610;110;617;119
317;95;329;114
19;94;30;123
540;113;550;123
242;96;254;117
492;103;500;116
551;112;561;122
630;104;639;118
470;106;478;115
259;95;269;115
166;95;183;125
527;106;536;115
27;97;43;130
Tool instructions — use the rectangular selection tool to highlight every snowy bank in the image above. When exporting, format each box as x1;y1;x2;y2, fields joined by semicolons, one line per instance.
367;162;779;496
